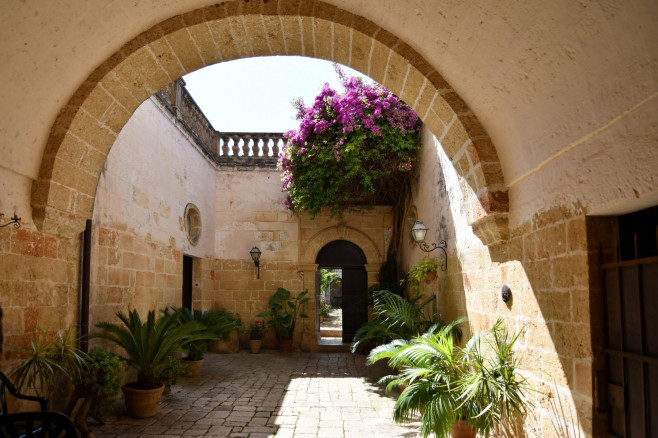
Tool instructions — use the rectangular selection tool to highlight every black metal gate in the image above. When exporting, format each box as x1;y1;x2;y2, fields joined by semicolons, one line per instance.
601;256;658;437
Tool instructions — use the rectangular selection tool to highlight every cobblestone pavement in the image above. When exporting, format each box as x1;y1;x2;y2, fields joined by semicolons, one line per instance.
93;351;422;438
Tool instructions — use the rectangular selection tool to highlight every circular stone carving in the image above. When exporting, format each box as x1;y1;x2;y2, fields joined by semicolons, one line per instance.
184;203;201;246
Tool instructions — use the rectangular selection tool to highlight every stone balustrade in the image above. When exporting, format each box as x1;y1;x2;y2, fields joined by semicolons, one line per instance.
155;79;285;168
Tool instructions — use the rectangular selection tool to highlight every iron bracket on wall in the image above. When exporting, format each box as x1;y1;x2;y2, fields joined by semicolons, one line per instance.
0;213;21;229
416;240;448;271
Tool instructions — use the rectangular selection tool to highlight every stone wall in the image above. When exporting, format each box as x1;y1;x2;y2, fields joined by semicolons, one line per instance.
0;227;79;353
87;93;393;353
403;127;598;437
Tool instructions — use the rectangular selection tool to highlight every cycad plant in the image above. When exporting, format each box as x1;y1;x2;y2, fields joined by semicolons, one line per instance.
165;307;241;361
95;309;209;389
350;290;461;352
368;318;532;438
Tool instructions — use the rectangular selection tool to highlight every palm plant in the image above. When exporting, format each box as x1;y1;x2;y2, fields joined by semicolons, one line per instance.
368;318;532;438
165;307;241;361
10;329;88;400
350;290;461;352
95;309;209;389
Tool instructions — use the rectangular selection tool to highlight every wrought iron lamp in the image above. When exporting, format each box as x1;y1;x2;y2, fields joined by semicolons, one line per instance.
411;220;447;271
0;212;21;229
250;246;262;279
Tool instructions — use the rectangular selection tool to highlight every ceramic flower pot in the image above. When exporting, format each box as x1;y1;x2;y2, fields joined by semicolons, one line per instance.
183;358;204;377
278;339;293;352
122;382;165;418
249;339;262;353
450;420;476;438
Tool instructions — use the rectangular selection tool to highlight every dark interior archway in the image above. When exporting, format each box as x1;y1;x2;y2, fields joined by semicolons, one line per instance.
316;240;368;343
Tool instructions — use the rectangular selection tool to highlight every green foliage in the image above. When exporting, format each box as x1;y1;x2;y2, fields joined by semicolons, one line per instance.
404;257;440;293
368;319;533;438
320;300;332;318
165;307;241;360
155;355;190;392
247;321;266;340
10;329;88;398
319;269;339;301
350;290;461;353
279;66;421;218
95;309;211;389
257;288;310;340
368;254;406;300
75;347;126;409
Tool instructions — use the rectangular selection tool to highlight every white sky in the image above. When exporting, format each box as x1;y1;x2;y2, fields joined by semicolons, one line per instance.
183;56;372;133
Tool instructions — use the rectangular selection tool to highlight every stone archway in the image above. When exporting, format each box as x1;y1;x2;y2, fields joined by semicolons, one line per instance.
32;0;508;244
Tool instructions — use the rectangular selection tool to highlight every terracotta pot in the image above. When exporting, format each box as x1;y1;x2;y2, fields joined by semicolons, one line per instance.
450;420;476;438
183;358;204;377
122;382;165;418
426;271;437;282
249;339;262;353
278;339;293;352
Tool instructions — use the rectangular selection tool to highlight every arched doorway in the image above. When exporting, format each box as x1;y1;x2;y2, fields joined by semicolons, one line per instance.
316;240;368;343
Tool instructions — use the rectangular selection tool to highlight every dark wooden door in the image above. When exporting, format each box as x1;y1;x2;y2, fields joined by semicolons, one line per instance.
341;267;368;343
316;240;368;343
182;255;193;310
602;257;658;438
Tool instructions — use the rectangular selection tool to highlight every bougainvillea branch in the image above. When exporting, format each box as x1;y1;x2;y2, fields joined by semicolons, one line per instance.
278;64;422;219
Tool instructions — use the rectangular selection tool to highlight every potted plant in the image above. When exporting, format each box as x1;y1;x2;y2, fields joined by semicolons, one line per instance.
65;347;126;435
368;318;532;438
351;290;461;353
95;309;209;418
155;355;190;394
247;321;266;353
165;307;241;376
257;288;310;352
405;257;440;293
9;329;88;409
319;300;332;322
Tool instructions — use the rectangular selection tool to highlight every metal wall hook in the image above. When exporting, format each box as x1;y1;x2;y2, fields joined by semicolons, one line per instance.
0;212;21;229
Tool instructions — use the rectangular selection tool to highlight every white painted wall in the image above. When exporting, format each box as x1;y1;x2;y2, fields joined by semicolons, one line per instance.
93;98;216;258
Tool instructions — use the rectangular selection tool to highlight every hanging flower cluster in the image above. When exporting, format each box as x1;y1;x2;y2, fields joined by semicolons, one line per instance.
278;65;421;218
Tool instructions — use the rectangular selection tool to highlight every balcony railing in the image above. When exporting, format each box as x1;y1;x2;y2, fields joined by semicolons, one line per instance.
155;79;285;169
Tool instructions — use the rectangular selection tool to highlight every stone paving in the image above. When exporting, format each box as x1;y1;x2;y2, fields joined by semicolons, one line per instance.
93;351;422;438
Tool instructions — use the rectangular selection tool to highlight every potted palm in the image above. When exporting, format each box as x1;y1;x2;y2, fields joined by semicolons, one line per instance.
369;318;532;438
257;288;310;352
247;320;266;353
351;290;461;354
95;309;209;418
166;307;241;376
9;329;88;410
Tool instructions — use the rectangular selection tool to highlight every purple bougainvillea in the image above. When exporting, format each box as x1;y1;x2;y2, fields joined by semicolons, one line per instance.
278;64;421;217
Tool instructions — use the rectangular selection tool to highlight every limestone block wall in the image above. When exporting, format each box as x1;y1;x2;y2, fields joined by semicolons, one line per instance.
86;91;393;353
90;96;217;324
404;127;598;437
0;227;79;354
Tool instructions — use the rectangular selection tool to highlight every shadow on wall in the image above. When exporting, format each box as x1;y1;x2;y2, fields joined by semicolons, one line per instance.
408;129;602;437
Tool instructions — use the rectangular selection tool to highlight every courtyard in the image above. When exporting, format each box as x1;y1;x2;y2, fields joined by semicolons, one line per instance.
94;351;420;438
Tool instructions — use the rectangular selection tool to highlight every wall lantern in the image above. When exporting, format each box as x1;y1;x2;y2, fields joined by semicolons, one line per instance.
250;246;262;279
411;220;448;271
0;212;21;229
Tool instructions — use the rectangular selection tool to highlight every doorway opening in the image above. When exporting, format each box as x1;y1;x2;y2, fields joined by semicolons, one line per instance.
182;255;194;310
315;240;368;346
318;268;343;344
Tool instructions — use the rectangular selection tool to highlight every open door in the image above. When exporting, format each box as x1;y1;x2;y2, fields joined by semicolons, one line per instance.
316;240;368;344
